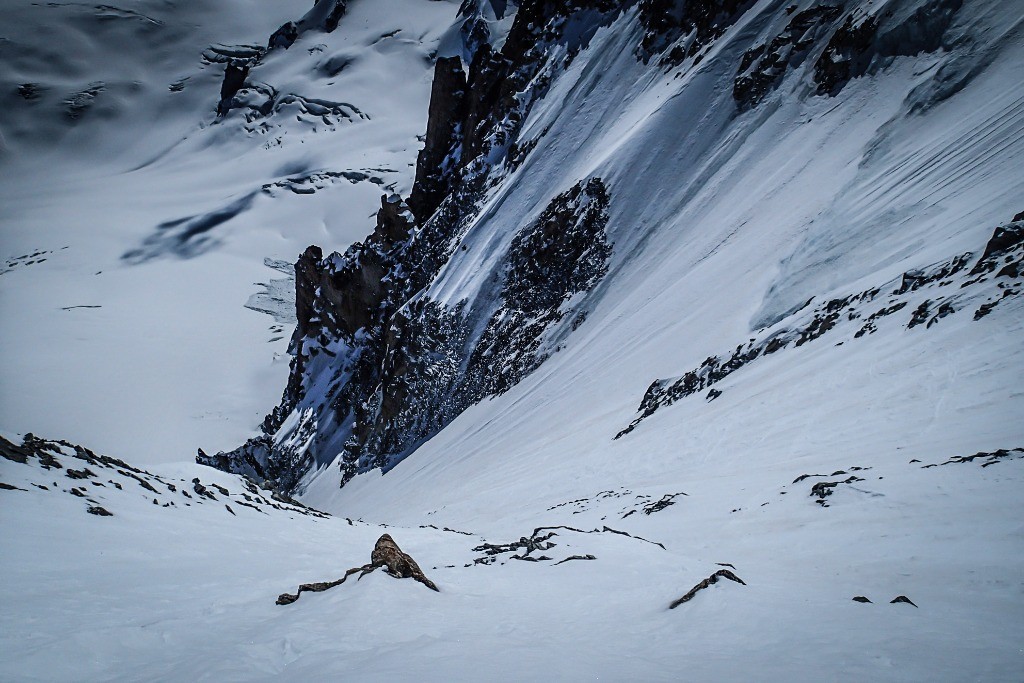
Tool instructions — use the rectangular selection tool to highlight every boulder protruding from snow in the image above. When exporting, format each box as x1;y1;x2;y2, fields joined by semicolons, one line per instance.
276;533;438;605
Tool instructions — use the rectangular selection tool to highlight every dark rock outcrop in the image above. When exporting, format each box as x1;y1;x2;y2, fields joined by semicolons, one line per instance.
217;63;251;116
642;492;687;515
669;569;746;608
472;525;664;568
810;475;865;504
554;554;597;565
813;12;879;96
64;82;105;120
268;22;299;50
209;182;611;491
4;432;331;520
921;447;1024;469
409;57;468;222
890;595;918;607
970;219;1024;275
733;5;842;109
276;533;438;605
213;0;349;117
814;0;963;96
639;0;756;66
204;2;630;492
18;83;43;101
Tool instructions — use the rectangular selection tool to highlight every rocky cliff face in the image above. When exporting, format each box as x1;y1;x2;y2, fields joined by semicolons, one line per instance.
200;0;983;492
202;0;625;490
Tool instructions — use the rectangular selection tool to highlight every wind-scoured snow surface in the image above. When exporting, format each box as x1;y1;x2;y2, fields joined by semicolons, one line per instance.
2;0;1024;680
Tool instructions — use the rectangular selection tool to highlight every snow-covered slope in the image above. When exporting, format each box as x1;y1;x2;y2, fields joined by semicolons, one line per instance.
2;0;1023;679
4;424;1024;679
203;0;1023;495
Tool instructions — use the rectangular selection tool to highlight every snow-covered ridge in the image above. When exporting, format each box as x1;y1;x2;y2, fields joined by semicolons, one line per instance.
617;215;1023;438
5;422;1024;678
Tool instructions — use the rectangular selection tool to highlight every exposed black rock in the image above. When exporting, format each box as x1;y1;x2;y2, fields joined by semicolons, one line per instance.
641;492;687;515
970;219;1024;275
669;569;746;608
474;532;558;559
267;0;347;54
473;524;663;568
317;0;348;33
549;487;685;518
617;217;1021;439
810;475;865;504
813;12;878;96
210;0;350;118
217;62;251;116
463;178;612;399
87;505;113;517
268;22;299;49
890;595;917;607
64;82;105;120
814;0;963;96
17;83;43;101
855;301;908;337
419;524;475;536
908;300;932;329
0;435;32;464
512;554;553;562
207;169;612;489
922;447;1024;468
263;169;392;197
733;5;842;109
639;0;756;66
277;533;438;605
852;595;872;603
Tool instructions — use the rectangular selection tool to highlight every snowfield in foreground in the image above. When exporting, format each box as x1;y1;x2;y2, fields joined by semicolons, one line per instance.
2;428;1024;679
2;432;1024;681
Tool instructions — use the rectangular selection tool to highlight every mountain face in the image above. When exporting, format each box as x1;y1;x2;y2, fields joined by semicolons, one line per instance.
4;0;1024;680
199;0;1023;496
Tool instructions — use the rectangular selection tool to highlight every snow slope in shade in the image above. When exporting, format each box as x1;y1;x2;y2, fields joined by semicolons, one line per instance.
0;0;463;464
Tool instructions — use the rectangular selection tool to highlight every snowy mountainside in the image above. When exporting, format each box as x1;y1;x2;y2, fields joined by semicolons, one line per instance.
204;0;1024;497
2;0;1024;679
0;0;463;463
